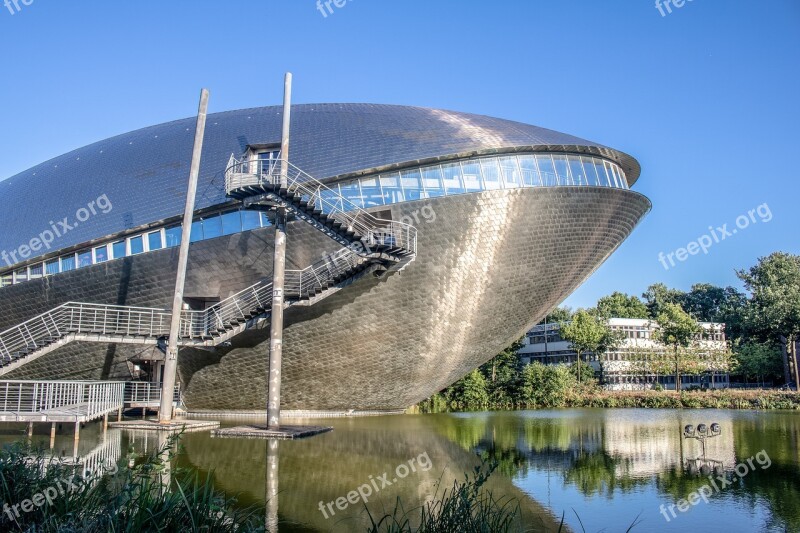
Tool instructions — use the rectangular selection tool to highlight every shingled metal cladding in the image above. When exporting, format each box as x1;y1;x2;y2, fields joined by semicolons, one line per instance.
0;104;650;412
0;104;639;264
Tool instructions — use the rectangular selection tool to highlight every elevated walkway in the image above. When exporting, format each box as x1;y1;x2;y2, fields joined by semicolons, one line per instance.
0;159;417;376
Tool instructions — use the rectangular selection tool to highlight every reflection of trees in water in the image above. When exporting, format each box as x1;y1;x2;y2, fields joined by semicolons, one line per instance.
563;451;649;497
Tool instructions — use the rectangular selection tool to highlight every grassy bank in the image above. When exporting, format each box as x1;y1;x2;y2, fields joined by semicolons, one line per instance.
417;389;800;412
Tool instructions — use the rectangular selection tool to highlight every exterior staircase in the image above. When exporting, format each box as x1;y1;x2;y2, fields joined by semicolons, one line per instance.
0;160;417;377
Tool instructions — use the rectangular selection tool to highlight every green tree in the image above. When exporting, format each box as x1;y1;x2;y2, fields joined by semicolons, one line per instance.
537;306;572;325
596;292;649;319
654;303;702;392
734;342;784;387
683;283;748;342
519;362;575;407
737;252;800;386
450;369;489;410
642;283;685;319
480;339;523;407
559;310;611;383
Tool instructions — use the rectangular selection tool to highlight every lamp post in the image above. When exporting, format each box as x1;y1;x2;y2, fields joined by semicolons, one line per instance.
683;422;721;458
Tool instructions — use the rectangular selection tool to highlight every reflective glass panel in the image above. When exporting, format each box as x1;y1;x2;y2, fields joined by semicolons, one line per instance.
552;155;570;185
519;156;541;186
400;169;423;201
260;212;271;228
361;177;384;208
319;186;344;214
568;155;587;186
609;164;622;188
536;154;557;186
339;181;363;209
94;245;109;263
460;161;483;192
45;259;60;275
190;221;203;243
165;226;182;247
581;156;600;186
422;166;445;198
441;163;465;195
594;160;610;187
499;156;521;188
148;231;164;251
202;215;223;240
241;211;261;231
112;241;126;259
480;158;503;190
1;274;12;286
221;211;242;236
77;250;92;268
380;173;404;205
15;268;27;282
129;236;145;255
29;264;43;278
616;166;628;188
61;255;75;272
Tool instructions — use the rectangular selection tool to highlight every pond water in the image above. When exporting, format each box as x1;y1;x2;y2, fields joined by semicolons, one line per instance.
2;409;798;532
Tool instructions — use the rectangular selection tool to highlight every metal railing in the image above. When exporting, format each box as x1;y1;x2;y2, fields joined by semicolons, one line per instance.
225;156;417;257
124;381;180;405
0;303;172;367
0;380;125;419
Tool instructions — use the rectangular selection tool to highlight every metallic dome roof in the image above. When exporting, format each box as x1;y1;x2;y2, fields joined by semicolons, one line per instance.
0;104;640;263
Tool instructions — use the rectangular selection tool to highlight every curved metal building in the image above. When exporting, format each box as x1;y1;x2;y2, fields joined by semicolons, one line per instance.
0;104;650;413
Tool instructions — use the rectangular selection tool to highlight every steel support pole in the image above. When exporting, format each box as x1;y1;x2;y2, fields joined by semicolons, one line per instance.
267;210;287;430
266;73;292;430
159;89;210;423
265;440;279;532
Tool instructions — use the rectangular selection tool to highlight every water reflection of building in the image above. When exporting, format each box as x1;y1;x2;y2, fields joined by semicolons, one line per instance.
519;318;729;390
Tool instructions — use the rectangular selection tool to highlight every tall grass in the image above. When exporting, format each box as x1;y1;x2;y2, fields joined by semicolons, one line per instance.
366;462;528;533
0;436;264;532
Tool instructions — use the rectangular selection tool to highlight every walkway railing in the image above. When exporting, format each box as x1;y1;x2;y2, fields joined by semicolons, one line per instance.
124;382;180;406
225;156;417;256
0;380;124;421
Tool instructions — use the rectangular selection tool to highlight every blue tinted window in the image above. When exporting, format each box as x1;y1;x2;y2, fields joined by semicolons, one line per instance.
77;250;92;268
568;155;586;186
581;156;600;186
480;158;503;190
460;161;483;192
112;241;126;259
94;245;109;263
148;231;163;251
260;212;271;228
361;177;384;208
165;226;182;247
441;163;464;195
242;211;261;231
379;173;404;205
203;215;223;240
221;211;242;235
536;155;557;186
61;255;75;272
129;236;144;255
519;156;540;186
421;166;445;198
552;155;570;185
190;221;203;243
593;160;609;187
29;264;43;278
319;186;344;214
15;268;27;282
45;259;60;275
499;157;521;188
400;169;423;201
339;181;363;209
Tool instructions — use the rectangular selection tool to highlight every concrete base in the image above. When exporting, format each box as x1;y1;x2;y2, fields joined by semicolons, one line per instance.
108;419;220;432
211;424;332;440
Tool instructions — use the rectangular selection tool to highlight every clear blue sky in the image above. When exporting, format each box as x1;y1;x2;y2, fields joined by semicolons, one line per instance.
1;0;798;309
